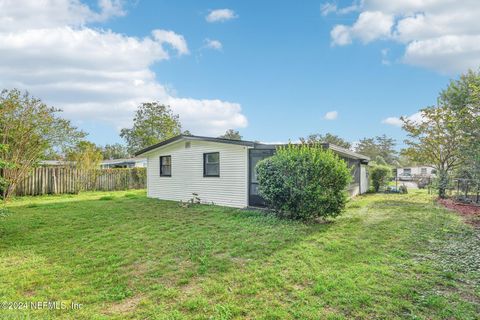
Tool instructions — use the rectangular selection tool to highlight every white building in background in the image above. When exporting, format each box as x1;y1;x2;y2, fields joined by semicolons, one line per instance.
100;158;147;169
397;166;436;178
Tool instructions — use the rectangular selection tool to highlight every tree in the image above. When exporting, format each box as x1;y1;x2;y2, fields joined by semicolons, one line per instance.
0;144;14;199
299;133;351;149
66;141;103;191
438;69;480;190
402;106;466;198
355;135;398;165
370;165;392;192
183;130;193;136
0;89;85;200
67;141;103;168
219;129;242;140
120;102;182;154
102;143;129;160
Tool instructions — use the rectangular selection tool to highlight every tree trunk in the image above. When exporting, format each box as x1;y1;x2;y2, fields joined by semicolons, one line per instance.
438;169;448;199
4;182;17;201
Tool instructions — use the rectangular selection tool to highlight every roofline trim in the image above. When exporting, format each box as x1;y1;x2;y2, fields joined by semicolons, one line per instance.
135;134;370;161
134;135;256;156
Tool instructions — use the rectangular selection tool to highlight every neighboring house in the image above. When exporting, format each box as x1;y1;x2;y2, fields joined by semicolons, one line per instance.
39;160;72;167
135;135;370;208
397;166;436;178
39;158;147;169
100;158;147;169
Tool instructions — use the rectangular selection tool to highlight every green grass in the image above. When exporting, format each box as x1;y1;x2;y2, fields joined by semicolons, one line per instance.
0;190;478;319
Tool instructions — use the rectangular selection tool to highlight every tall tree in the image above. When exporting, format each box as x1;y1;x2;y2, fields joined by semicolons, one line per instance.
67;141;103;192
0;89;85;199
355;135;398;165
120;102;182;154
102;143;130;160
438;69;480;189
299;133;351;149
67;141;103;169
0;144;14;199
402;106;466;198
219;129;242;140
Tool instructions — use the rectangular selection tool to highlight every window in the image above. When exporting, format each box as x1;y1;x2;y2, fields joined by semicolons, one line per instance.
421;167;427;174
403;168;411;174
160;155;171;176
204;152;220;177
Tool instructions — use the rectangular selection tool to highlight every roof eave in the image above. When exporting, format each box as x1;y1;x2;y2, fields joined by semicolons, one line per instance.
134;134;256;156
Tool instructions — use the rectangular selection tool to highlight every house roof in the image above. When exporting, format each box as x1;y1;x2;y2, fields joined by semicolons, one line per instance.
135;135;257;155
135;134;370;161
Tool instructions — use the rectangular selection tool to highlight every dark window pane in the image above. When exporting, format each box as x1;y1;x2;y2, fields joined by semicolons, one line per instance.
160;156;171;176
251;184;259;195
206;164;219;176
161;165;171;176
206;153;219;163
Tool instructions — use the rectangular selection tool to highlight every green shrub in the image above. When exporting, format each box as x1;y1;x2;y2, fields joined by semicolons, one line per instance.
399;185;408;194
370;165;392;192
256;144;352;221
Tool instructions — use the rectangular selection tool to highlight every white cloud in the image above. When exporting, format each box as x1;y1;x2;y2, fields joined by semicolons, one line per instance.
206;9;237;23
403;35;480;74
323;111;338;120
0;0;247;137
321;1;361;16
321;3;338;16
382;112;422;127
331;25;352;45
327;0;480;73
0;0;125;32
152;29;189;55
331;11;394;46
204;38;222;50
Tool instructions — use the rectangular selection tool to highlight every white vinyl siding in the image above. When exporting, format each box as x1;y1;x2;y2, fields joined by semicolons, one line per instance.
360;164;369;194
146;140;249;208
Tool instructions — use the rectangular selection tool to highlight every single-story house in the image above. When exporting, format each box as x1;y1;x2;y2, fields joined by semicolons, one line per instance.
100;158;147;169
397;166;436;178
135;135;370;208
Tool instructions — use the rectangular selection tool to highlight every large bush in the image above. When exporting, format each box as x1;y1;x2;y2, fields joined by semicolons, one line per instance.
370;165;392;192
256;144;352;221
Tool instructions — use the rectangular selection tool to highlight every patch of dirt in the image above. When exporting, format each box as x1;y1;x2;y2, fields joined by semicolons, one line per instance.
22;289;36;297
438;198;480;228
103;295;143;315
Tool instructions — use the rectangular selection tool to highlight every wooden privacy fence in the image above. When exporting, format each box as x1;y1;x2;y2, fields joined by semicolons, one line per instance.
1;167;146;196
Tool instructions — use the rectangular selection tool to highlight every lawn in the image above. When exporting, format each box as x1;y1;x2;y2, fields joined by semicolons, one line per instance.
0;190;478;319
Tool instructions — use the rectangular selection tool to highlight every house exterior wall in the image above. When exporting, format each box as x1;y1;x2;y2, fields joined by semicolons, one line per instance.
360;164;369;194
397;166;436;177
146;140;249;208
340;157;364;197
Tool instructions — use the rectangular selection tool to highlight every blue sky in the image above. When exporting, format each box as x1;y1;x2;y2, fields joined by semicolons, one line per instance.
2;0;478;148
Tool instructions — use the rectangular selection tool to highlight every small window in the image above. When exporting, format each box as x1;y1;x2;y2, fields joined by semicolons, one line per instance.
204;152;220;177
160;155;171;176
421;168;427;174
